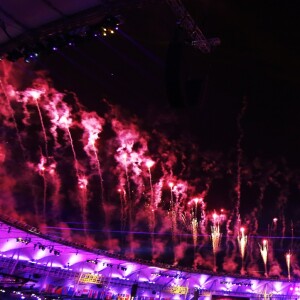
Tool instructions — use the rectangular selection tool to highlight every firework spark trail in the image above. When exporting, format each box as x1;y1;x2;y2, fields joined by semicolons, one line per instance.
46;159;61;221
199;197;207;236
78;175;89;238
81;112;105;202
172;182;188;245
153;178;163;209
122;153;131;201
112;116;150;202
259;239;268;277
53;100;89;235
188;197;202;251
211;224;221;272
238;227;247;274
26;90;49;158
45;92;78;172
0;79;26;156
145;159;156;259
113;120;139;257
145;159;155;209
286;251;291;280
118;188;127;232
116;152;133;254
43;93;63;147
281;215;286;249
191;218;198;250
37;155;48;221
168;182;177;246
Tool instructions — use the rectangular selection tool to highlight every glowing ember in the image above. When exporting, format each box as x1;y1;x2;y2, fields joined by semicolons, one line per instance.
78;176;88;190
145;159;154;169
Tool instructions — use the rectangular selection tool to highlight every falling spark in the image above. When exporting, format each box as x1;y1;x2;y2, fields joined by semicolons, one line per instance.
259;239;268;277
286;251;291;280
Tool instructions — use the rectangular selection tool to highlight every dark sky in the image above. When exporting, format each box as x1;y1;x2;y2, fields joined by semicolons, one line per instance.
27;0;299;168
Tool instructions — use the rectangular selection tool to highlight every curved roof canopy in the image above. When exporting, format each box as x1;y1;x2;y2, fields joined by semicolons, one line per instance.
0;216;298;299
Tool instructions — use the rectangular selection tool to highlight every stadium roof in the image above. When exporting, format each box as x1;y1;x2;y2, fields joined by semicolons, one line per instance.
0;215;299;299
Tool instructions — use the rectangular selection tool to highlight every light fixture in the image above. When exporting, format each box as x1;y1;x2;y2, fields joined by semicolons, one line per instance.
87;259;98;265
16;237;31;245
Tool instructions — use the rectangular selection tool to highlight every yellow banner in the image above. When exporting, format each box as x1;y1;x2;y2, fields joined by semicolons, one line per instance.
164;286;188;295
80;273;102;284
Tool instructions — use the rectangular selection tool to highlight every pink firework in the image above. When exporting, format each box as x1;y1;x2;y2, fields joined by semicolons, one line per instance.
24;89;49;157
81;111;105;201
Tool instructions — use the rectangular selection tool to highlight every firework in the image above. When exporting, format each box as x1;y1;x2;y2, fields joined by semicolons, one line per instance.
259;239;268;277
286;251;291;280
81;112;105;202
237;227;247;274
0;63;299;276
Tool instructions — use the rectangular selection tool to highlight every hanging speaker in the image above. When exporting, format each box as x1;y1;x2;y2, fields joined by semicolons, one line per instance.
131;283;138;298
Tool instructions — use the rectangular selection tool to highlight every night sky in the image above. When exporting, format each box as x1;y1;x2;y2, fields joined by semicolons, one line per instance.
0;0;300;274
33;0;300;163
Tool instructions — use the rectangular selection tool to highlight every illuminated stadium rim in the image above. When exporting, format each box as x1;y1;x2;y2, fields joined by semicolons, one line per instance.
1;215;300;299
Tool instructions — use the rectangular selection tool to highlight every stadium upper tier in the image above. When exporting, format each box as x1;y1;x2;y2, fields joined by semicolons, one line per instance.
0;215;298;299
